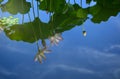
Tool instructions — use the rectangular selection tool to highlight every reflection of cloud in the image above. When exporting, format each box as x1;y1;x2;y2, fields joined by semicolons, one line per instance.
0;66;17;76
4;46;120;79
104;45;120;52
111;16;120;28
110;45;120;48
0;33;25;54
0;41;34;55
39;64;96;79
0;32;35;55
1;37;120;79
53;64;95;74
5;46;26;54
35;46;120;79
73;46;120;67
104;45;120;56
113;69;120;79
0;44;29;55
77;47;117;58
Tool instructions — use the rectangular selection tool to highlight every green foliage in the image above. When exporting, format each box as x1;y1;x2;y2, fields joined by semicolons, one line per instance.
4;3;87;43
0;0;3;3
1;0;31;14
4;10;85;43
39;0;66;13
86;0;92;4
5;18;54;43
77;8;88;19
89;0;120;23
0;16;19;27
0;0;120;43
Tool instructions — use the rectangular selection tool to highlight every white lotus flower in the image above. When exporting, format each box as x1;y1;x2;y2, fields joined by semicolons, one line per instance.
49;33;63;45
34;47;51;63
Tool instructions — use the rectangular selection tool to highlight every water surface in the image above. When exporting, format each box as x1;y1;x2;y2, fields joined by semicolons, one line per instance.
0;0;120;79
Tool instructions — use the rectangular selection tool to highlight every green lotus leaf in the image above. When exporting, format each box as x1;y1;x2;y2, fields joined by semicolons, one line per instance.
50;4;87;33
89;0;120;23
86;0;92;4
0;0;3;3
39;0;66;13
77;8;88;19
1;0;31;14
4;18;53;43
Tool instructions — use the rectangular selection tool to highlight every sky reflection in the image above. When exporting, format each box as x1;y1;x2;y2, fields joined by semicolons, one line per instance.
0;13;120;79
0;0;120;79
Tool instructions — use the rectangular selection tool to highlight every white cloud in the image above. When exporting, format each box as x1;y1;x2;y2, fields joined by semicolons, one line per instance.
74;46;120;66
52;64;95;74
0;32;36;55
0;41;34;55
0;66;17;76
77;47;117;58
113;68;120;79
110;45;120;49
38;64;96;79
104;45;120;52
5;45;27;54
110;15;120;28
3;46;119;79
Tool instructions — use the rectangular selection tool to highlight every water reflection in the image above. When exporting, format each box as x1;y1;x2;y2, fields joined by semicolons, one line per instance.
0;0;120;63
0;0;120;79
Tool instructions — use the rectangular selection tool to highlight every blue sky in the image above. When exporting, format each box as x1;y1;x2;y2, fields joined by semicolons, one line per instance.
0;13;120;79
0;0;120;79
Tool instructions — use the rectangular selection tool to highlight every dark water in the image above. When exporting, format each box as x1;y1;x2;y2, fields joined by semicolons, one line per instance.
0;0;120;79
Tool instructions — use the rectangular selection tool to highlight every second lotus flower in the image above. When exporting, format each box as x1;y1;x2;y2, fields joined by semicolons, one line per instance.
49;33;63;45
